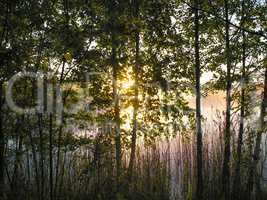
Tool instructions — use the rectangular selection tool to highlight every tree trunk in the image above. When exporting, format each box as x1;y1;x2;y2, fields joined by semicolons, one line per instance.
222;0;232;199
247;59;267;200
27;116;40;200
232;1;246;199
0;81;4;198
38;114;44;200
49;113;53;200
128;0;140;184
11;116;23;196
110;0;121;193
54;60;65;200
194;0;203;199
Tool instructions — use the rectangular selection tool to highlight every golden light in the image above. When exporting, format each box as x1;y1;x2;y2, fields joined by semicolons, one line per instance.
120;78;135;90
118;67;135;91
122;106;134;130
118;68;136;131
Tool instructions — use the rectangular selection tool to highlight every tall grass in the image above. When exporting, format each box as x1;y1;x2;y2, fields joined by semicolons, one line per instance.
3;112;267;200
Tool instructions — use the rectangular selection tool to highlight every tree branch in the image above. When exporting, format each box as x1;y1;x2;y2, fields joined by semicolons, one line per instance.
181;0;267;40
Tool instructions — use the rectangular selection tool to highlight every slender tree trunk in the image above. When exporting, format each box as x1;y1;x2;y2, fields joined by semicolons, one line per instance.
247;60;267;200
232;2;246;199
54;123;62;200
194;0;203;199
92;134;101;196
112;31;121;195
11;116;23;196
0;81;4;198
0;1;8;196
128;0;140;184
54;0;69;195
110;1;121;193
54;60;65;200
58;145;67;198
27;117;40;200
49;113;53;200
38;114;44;200
222;0;232;199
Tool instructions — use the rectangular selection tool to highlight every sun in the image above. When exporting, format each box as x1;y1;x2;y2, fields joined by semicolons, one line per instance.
120;78;135;90
119;68;135;90
118;68;136;130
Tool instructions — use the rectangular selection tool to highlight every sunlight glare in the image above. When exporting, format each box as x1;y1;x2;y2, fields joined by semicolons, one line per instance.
120;78;135;90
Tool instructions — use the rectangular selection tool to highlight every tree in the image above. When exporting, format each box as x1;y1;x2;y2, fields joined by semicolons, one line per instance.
128;0;140;184
194;0;203;199
247;59;267;200
232;1;247;199
222;0;232;199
